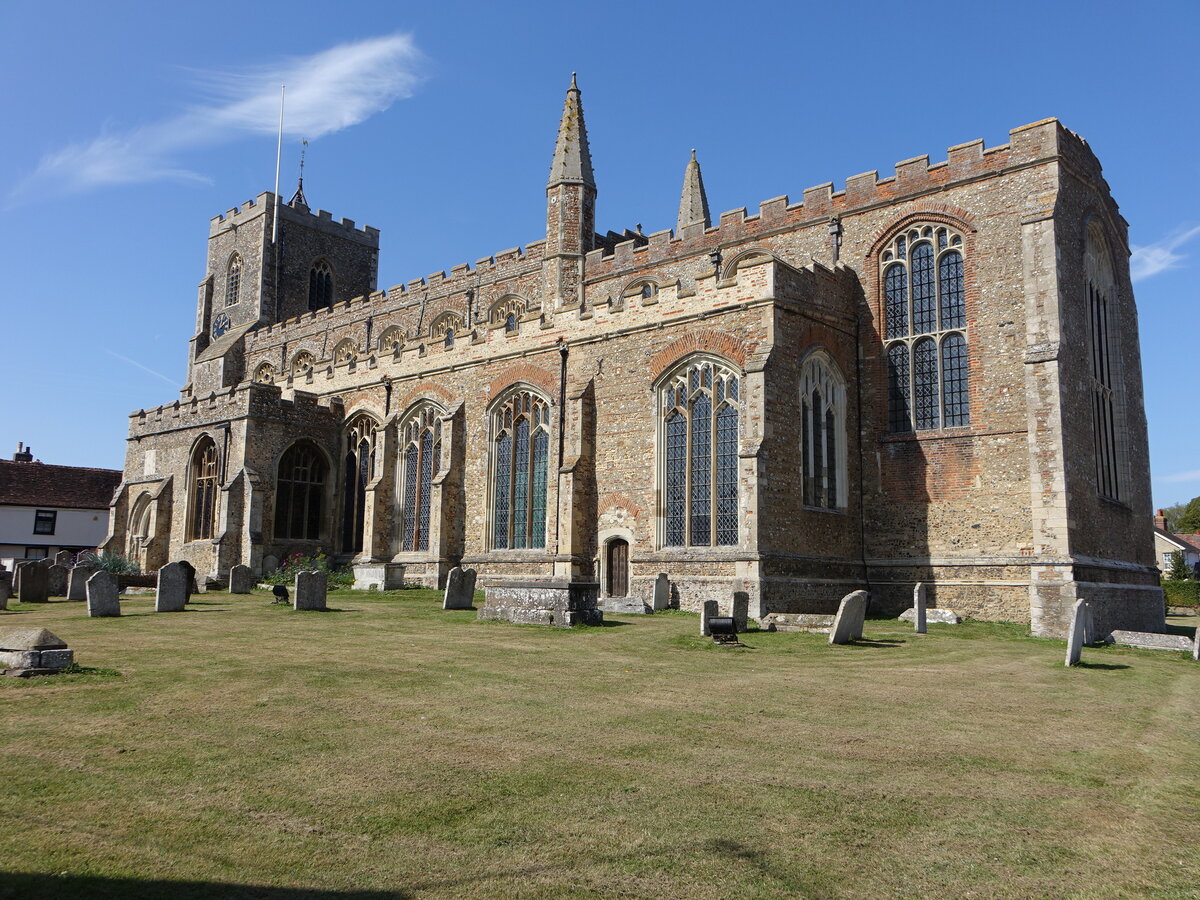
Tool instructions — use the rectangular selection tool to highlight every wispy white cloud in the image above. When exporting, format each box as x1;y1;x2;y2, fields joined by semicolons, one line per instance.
104;350;180;388
1161;469;1200;484
12;33;424;200
1130;224;1200;282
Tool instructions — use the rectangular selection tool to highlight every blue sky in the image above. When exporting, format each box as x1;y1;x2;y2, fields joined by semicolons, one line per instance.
1;0;1197;508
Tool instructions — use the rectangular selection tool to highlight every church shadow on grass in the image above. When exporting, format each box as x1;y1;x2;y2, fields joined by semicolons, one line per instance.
0;874;410;900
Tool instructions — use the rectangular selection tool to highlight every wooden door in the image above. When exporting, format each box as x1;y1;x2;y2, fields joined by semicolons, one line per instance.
607;539;629;598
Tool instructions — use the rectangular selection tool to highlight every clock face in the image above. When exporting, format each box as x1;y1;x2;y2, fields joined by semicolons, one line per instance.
212;312;231;338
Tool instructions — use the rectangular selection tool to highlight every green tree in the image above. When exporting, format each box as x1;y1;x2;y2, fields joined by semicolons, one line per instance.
1174;496;1200;533
1166;550;1192;581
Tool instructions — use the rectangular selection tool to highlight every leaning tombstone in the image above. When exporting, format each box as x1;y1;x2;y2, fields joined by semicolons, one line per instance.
1064;598;1092;667
294;571;328;611
17;562;49;604
913;582;927;634
12;560;32;595
700;599;719;636
0;571;11;610
54;550;73;568
228;565;254;594
155;561;190;612
47;564;69;597
829;590;869;645
87;571;121;618
731;590;750;633
443;566;477;610
67;566;93;601
652;573;670;612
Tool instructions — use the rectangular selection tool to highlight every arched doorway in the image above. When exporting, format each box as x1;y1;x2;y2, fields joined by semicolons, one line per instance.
606;538;629;598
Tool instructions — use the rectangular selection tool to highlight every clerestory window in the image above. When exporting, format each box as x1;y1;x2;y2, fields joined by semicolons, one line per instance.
491;388;550;550
883;224;969;432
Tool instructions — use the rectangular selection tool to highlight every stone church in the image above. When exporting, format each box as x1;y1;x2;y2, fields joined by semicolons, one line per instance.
103;76;1164;637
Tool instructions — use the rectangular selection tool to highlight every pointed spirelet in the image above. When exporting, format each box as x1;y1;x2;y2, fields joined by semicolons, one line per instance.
677;148;711;233
547;73;595;188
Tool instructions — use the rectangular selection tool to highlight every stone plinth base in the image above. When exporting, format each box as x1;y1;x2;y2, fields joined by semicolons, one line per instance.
598;596;648;615
479;581;602;627
353;563;406;591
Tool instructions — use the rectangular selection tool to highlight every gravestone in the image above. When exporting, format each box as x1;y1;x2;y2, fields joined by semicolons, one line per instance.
87;571;121;617
829;590;869;645
67;565;94;601
1064;599;1092;666
17;562;49;604
155;561;190;612
0;627;73;674
0;570;11;609
900;607;962;625
1193;626;1199;662
294;571;328;611
47;564;69;597
443;566;477;610
1106;631;1193;652
700;599;719;636
54;550;73;567
652;573;670;611
228;565;254;594
12;560;32;594
913;582;927;634
180;560;197;597
731;590;750;633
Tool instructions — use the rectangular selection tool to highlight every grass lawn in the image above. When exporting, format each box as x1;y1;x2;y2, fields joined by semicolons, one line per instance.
1;590;1198;900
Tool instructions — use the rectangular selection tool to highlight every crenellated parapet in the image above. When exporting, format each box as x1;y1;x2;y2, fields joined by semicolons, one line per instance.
209;191;379;246
128;382;343;439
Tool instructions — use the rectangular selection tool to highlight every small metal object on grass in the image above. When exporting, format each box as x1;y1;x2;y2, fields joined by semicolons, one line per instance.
709;616;742;646
272;585;290;605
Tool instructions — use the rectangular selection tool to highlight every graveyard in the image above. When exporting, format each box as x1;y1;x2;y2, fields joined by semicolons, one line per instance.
1;585;1198;899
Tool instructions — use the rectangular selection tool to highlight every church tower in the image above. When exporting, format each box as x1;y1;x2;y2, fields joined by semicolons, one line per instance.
543;74;596;310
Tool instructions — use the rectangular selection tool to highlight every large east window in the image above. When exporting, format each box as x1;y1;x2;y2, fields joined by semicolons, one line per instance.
883;224;970;432
660;357;740;547
491;388;550;550
399;404;444;552
275;443;326;541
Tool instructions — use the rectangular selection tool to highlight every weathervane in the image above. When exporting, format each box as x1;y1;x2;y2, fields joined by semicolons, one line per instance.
289;139;309;208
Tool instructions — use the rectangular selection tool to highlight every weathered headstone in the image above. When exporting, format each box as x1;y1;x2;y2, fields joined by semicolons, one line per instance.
180;560;197;598
443;566;478;610
0;627;73;674
0;571;11;609
12;560;32;595
155;561;190;612
900;607;962;625
228;565;254;594
67;565;94;601
294;570;328;611
54;550;73;568
700;599;719;636
913;582;927;634
1064;598;1092;666
17;562;49;604
1193;625;1199;662
87;571;121;617
652;573;670;611
47;564;69;597
829;590;869;645
732;590;750;633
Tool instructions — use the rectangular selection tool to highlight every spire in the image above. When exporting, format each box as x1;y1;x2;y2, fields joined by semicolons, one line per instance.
288;139;309;210
677;149;711;233
547;73;595;188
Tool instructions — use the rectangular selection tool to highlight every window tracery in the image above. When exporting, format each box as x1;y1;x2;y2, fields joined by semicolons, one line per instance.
399;404;444;552
800;353;847;509
275;442;326;541
378;326;404;356
254;362;276;384
188;437;219;541
491;389;550;550
341;413;377;554
333;339;357;366
225;254;242;307
290;351;314;379
308;260;334;311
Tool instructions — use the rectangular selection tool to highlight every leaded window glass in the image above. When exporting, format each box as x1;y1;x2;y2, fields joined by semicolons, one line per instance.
399;404;444;553
275;442;326;541
882;224;970;432
225;255;242;307
189;438;219;541
799;353;847;510
491;389;550;549
308;260;333;311
660;358;740;547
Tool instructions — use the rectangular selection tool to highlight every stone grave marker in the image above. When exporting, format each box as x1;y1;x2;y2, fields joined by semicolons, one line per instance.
0;570;11;609
913;582;927;634
829;590;869;645
294;570;328;611
12;560;32;594
700;599;719;636
443;566;477;610
732;590;750;633
1106;631;1194;653
47;564;69;597
900;607;962;625
54;550;73;567
67;566;94;601
0;627;73;675
155;562;190;612
1064;599;1092;666
652;573;670;611
228;565;254;594
1193;626;1199;662
87;571;121;617
17;562;49;604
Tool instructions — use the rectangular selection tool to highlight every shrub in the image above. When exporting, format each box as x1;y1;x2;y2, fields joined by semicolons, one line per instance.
1162;579;1200;608
1165;551;1192;581
262;550;353;588
80;550;140;575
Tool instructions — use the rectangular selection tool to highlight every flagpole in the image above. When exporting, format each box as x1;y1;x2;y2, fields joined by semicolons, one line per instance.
272;84;285;244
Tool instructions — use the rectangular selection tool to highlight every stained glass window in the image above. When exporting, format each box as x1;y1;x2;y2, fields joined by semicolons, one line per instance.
491;390;550;549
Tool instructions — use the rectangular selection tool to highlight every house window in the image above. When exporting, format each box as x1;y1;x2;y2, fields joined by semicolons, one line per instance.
660;357;740;547
883;225;969;432
33;510;57;535
491;389;550;550
399;404;444;552
25;547;48;560
800;353;847;509
308;260;334;311
275;443;326;541
225;254;242;307
188;437;219;541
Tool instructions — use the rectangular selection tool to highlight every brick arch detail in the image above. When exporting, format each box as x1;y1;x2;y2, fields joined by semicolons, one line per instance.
865;204;978;259
600;492;643;520
650;331;749;381
488;363;558;402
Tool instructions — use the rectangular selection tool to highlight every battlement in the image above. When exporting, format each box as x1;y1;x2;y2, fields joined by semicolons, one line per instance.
127;381;342;436
209;191;380;245
584;118;1113;277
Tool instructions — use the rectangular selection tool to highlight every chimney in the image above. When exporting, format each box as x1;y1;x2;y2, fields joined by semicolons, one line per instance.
1154;509;1168;532
12;442;32;462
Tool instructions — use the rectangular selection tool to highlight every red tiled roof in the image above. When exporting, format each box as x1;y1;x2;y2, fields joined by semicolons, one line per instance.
1173;533;1200;552
0;460;121;510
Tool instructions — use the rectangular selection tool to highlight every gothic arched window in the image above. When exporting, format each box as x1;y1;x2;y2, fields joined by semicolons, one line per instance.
399;404;444;552
275;442;327;541
882;224;969;431
225;254;242;307
491;388;550;550
188;437;219;541
308;260;334;311
660;357;740;547
1085;220;1125;500
341;414;376;554
800;353;847;509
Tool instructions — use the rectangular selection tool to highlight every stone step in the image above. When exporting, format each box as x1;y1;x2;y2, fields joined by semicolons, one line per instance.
1106;630;1195;653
